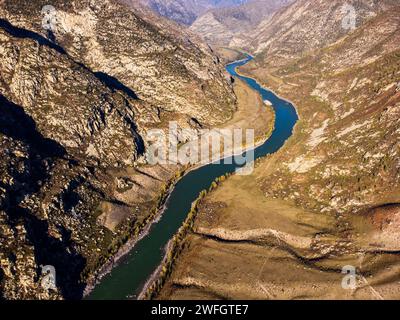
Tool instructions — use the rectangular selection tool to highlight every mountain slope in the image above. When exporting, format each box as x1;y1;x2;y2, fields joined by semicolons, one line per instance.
243;0;400;214
250;0;400;63
157;0;400;300
0;25;143;299
190;0;293;46
1;0;236;127
0;0;237;300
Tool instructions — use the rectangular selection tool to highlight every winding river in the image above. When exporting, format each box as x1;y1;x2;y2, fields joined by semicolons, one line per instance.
88;55;299;300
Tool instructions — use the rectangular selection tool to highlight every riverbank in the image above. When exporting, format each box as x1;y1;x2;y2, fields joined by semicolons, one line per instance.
139;57;299;300
156;56;400;301
83;166;186;297
234;67;300;122
137;127;276;300
85;61;274;299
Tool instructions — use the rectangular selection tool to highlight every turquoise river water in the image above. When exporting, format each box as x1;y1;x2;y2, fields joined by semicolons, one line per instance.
88;55;298;300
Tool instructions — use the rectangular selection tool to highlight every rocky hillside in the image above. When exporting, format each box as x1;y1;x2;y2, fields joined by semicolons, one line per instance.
249;0;400;62
243;0;400;215
0;26;139;299
190;0;293;47
1;0;236;127
0;0;236;300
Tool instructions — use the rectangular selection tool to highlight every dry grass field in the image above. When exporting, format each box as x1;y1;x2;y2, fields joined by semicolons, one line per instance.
158;156;400;299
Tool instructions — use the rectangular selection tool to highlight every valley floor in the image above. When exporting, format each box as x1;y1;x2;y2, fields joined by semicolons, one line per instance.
157;64;400;300
97;77;273;235
158;162;400;299
87;72;274;296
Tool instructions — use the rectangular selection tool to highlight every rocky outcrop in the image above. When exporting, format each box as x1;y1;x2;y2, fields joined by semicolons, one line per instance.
0;92;84;299
0;0;237;300
1;0;236;127
0;27;143;167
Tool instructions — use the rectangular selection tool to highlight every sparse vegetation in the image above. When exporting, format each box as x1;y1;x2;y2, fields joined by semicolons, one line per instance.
142;174;231;300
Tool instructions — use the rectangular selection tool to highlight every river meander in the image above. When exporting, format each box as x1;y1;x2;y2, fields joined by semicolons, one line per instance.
88;55;299;300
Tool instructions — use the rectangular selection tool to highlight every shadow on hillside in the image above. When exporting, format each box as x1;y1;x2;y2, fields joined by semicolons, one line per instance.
24;210;86;300
0;18;66;54
0;269;4;300
95;72;138;100
0;95;86;299
0;18;140;102
0;95;66;157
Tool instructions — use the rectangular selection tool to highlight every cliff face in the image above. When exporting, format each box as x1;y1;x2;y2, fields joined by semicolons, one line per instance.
0;0;236;300
1;0;236;127
0;27;143;167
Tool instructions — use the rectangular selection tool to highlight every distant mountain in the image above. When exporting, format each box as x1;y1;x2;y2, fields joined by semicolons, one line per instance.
249;0;400;62
138;0;249;25
190;0;293;46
